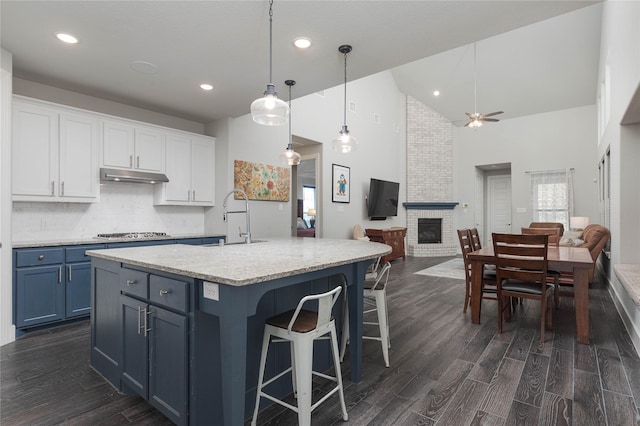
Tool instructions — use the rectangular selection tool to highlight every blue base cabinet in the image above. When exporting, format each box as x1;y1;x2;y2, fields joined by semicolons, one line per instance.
13;237;224;332
93;261;189;426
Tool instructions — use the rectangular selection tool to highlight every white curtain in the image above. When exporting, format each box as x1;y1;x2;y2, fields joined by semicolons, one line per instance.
529;169;574;228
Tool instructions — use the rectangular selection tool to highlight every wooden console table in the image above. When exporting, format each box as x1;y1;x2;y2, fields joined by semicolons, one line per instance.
365;227;407;263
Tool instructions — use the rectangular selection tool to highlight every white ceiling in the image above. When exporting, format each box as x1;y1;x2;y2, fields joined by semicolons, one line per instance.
1;1;602;125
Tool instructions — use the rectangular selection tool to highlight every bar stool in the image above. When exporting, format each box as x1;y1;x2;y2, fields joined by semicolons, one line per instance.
251;286;348;426
340;261;392;367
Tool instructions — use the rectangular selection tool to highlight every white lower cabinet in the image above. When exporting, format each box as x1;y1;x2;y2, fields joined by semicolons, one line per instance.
12;97;99;202
154;133;215;206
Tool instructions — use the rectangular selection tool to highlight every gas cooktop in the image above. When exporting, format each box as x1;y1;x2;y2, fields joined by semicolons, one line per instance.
95;232;169;240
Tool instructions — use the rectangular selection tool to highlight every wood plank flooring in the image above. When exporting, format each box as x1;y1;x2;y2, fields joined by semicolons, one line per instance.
2;256;639;425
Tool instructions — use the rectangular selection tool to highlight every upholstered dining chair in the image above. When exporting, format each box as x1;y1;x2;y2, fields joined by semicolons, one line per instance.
492;233;555;344
457;229;497;314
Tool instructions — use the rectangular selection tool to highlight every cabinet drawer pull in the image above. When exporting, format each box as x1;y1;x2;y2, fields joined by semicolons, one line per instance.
159;289;169;296
126;279;137;286
38;255;45;260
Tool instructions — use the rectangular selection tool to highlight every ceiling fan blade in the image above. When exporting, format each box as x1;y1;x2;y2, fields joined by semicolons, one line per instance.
465;112;476;119
481;111;504;118
481;118;500;122
464;120;472;127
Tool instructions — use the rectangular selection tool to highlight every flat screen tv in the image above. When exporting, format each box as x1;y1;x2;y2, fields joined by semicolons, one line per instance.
367;178;399;220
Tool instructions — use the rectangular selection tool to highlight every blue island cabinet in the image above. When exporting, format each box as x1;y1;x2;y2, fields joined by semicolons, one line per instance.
90;256;351;426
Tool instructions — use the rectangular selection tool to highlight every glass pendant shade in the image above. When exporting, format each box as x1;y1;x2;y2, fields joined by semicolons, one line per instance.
279;145;301;165
332;125;358;153
251;84;289;126
251;1;288;126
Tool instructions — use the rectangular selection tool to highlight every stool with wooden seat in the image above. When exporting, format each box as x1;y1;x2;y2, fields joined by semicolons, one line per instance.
340;261;392;367
251;286;348;426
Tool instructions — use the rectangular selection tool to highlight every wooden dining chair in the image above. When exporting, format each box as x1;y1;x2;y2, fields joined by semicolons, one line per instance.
492;233;555;344
521;227;561;307
457;229;497;314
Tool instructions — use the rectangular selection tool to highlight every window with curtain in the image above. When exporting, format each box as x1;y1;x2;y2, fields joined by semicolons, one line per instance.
529;169;574;229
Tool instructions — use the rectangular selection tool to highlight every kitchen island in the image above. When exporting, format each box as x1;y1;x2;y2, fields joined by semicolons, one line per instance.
87;238;390;426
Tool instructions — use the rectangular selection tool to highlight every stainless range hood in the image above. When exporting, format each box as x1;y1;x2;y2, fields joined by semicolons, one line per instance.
100;168;169;184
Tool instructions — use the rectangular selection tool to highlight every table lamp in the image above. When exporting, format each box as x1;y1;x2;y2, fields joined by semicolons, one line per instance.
307;209;317;228
570;216;589;231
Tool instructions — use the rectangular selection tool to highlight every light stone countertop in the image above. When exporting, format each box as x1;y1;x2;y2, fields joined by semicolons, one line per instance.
87;238;392;286
12;234;225;248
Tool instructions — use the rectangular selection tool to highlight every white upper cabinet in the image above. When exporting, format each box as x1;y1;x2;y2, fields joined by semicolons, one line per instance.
12;98;99;202
154;133;215;206
103;121;165;172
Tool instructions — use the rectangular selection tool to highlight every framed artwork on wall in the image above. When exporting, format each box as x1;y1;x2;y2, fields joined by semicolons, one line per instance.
233;160;290;201
332;164;350;203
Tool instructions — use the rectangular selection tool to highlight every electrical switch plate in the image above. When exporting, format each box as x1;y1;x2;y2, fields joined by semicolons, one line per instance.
203;282;219;301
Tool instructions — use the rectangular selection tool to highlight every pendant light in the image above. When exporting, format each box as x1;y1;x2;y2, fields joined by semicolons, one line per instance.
279;80;301;166
251;0;289;126
332;44;358;153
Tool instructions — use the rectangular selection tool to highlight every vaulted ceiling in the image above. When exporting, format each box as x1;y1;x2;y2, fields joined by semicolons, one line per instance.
1;1;602;125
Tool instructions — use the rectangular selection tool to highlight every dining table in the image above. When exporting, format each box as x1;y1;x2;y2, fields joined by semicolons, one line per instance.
468;245;594;344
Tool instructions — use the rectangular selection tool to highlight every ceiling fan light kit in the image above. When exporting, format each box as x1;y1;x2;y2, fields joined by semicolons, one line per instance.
251;0;289;126
332;44;358;153
464;42;503;128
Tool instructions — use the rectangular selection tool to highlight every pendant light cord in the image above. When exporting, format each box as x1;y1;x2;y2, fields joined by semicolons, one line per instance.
268;0;274;85
288;82;292;148
342;50;348;127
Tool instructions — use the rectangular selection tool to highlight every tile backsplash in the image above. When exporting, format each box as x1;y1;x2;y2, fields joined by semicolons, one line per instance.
12;182;206;242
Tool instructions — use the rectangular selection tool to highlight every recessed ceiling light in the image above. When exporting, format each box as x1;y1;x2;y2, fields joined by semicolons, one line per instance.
55;33;78;44
130;61;159;75
433;90;440;97
293;37;312;49
200;84;213;91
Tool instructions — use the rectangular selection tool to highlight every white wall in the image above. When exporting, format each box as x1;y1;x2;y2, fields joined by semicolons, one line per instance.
597;0;640;353
453;105;599;234
203;71;408;243
1;48;15;345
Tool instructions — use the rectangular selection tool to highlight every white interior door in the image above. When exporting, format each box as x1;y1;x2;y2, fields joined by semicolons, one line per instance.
487;175;512;244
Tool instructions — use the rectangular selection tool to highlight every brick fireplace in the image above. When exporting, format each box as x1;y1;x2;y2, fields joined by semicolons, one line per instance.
405;96;457;257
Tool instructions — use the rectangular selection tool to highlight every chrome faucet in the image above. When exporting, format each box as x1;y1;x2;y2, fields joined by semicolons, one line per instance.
223;189;251;244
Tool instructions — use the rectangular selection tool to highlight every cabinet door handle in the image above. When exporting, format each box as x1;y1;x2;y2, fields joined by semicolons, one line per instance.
58;266;62;283
192;190;196;201
38;255;45;260
137;306;142;335
159;289;169;296
126;279;137;286
187;190;191;201
143;307;150;336
129;155;133;168
67;265;72;281
136;156;140;168
61;181;64;196
51;181;55;196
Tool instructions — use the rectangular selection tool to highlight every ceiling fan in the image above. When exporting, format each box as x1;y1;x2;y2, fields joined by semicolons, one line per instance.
464;42;503;128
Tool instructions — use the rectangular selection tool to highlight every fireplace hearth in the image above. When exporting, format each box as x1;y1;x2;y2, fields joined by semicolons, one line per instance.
418;218;442;244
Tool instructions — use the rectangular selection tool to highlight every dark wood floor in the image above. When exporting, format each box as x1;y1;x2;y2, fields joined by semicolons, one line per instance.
2;256;639;425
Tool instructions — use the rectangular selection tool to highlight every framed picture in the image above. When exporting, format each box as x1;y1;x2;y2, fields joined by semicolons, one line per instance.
332;164;350;203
